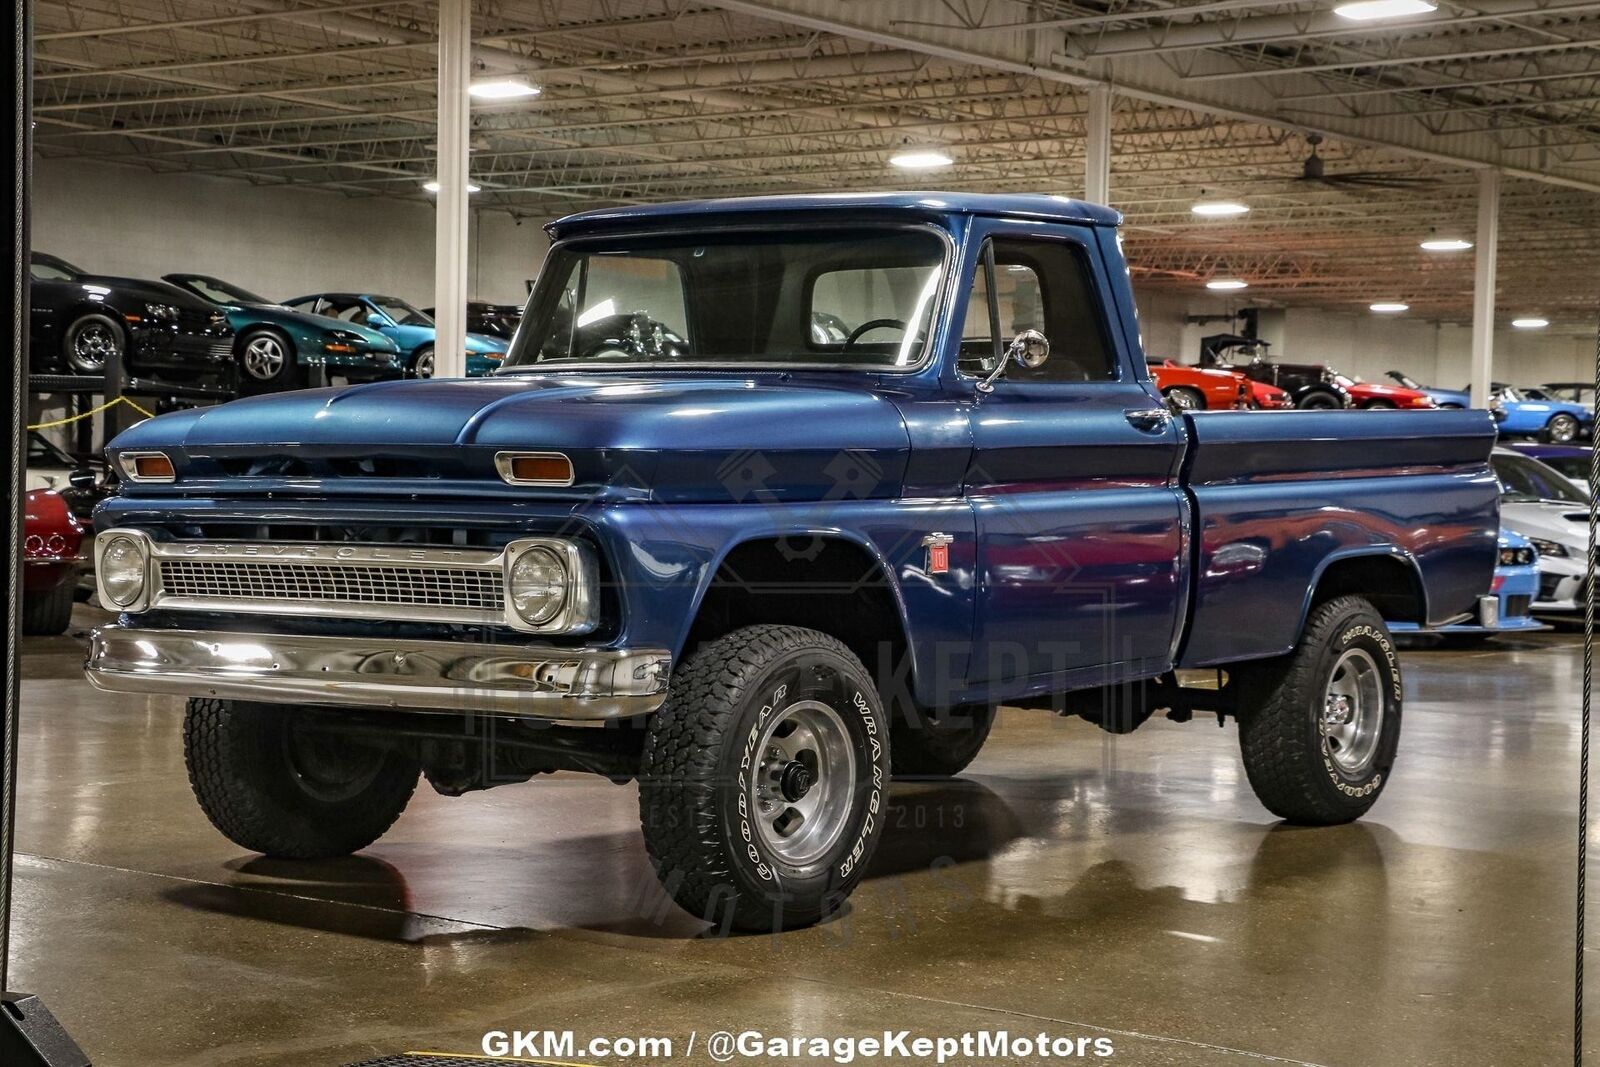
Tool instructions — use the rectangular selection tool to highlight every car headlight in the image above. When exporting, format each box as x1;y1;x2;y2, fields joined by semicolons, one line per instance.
143;302;179;322
501;540;597;633
1500;547;1536;566
97;532;149;609
1528;537;1569;558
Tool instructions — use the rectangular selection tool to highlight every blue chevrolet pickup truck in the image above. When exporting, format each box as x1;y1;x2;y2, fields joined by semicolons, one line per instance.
83;193;1498;932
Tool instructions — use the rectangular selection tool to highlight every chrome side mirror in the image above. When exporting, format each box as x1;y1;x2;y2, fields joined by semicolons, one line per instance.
978;329;1050;393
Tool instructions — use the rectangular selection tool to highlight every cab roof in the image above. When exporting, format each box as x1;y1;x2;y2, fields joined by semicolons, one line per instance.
548;192;1122;239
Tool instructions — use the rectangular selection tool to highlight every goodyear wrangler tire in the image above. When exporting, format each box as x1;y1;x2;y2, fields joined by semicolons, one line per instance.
183;698;420;859
638;625;890;932
1236;596;1402;825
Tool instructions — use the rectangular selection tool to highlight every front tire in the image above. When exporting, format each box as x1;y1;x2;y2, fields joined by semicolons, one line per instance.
1163;386;1206;411
22;582;74;635
183;699;420;858
237;329;303;393
1543;413;1581;443
638;625;891;932
1235;596;1401;825
63;313;125;375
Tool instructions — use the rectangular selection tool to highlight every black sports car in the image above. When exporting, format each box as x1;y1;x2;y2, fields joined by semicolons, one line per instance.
29;252;236;391
424;300;524;340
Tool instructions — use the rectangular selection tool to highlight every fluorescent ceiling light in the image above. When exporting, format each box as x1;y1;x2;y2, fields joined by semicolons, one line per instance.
1420;237;1473;252
1370;302;1410;312
1512;317;1550;329
1334;0;1436;19
1206;279;1248;290
889;150;953;169
1192;201;1250;217
423;180;481;193
470;79;540;99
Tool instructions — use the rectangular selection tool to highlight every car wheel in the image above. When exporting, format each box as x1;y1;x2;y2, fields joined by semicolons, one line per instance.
63;313;125;375
183;698;420;858
638;624;891;932
1163;386;1206;411
1543;413;1581;443
1364;400;1396;409
1296;390;1342;410
22;582;75;636
1235;596;1401;825
1439;403;1464;410
409;345;435;379
237;329;304;392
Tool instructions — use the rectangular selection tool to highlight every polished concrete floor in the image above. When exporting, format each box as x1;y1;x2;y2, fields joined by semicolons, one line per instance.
12;605;1597;1066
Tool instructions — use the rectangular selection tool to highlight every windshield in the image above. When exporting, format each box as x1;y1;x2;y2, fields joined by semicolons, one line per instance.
181;275;269;305
1537;454;1591;483
371;296;433;327
503;228;946;370
30;254;81;281
27;431;77;468
1492;452;1588;503
1389;371;1421;389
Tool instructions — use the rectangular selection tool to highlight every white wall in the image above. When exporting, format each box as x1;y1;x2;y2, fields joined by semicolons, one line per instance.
32;158;551;307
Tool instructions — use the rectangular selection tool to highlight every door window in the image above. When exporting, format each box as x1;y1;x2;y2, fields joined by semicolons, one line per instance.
961;238;1117;383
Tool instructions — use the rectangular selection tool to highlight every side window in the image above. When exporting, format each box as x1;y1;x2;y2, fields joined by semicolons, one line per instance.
961;237;1117;383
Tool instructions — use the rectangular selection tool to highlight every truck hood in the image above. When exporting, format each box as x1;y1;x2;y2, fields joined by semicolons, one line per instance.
109;373;913;502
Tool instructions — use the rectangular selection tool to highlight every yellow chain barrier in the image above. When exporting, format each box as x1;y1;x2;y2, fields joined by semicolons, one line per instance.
26;395;157;432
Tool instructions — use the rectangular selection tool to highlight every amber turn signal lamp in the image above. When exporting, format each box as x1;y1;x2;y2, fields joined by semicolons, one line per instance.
494;451;574;486
118;451;176;483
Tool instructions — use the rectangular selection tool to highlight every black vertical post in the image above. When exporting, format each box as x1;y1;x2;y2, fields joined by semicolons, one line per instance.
3;0;91;1060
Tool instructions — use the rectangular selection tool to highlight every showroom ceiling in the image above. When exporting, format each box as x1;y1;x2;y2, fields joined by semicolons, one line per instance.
31;0;1600;326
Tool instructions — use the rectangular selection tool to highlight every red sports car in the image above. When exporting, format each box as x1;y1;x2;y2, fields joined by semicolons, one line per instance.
1331;373;1437;409
1147;359;1251;410
1248;379;1292;409
23;488;85;635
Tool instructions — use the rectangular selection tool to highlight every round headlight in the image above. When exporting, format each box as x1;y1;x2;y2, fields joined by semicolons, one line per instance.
509;547;568;626
100;535;147;607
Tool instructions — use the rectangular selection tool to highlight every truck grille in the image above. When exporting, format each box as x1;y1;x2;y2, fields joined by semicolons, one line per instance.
158;558;503;611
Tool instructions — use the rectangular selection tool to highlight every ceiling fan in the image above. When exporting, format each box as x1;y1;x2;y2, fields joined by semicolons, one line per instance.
1294;133;1437;191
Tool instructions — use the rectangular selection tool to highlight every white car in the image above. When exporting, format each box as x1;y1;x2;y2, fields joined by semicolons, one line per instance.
1492;447;1589;612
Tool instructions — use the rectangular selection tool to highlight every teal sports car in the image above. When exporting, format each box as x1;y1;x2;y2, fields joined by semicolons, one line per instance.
164;273;404;391
281;292;509;378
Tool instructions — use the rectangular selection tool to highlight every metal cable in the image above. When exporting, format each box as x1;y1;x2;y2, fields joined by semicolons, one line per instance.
1582;308;1600;1067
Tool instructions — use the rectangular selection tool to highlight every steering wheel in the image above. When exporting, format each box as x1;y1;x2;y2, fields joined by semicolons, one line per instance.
843;318;909;350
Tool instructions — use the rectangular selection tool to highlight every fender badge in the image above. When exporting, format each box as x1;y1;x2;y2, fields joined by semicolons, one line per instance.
922;532;954;575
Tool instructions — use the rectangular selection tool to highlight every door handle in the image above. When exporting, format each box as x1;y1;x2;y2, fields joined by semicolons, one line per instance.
1124;407;1172;433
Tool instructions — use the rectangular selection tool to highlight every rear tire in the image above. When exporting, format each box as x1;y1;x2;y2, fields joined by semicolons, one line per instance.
891;704;995;779
409;344;435;379
1296;389;1342;410
22;582;74;635
638;625;891;932
183;698;419;858
1235;596;1401;825
1163;386;1206;411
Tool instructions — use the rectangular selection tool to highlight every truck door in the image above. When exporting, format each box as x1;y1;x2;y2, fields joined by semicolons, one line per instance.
958;224;1188;691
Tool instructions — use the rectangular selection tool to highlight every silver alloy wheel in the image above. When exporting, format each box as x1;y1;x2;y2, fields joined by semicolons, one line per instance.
413;349;435;378
71;322;117;372
242;334;287;380
1549;414;1579;443
1320;647;1384;777
1166;388;1201;411
749;699;857;866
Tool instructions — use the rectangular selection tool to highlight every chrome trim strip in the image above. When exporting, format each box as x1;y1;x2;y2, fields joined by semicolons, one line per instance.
84;626;671;720
95;530;599;635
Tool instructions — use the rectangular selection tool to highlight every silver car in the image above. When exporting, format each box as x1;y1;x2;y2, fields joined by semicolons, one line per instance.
1492;447;1589;612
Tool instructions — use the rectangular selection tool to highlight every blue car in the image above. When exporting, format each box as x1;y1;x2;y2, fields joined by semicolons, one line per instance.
1483;383;1591;443
283;292;508;378
1386;371;1469;408
1390;529;1543;642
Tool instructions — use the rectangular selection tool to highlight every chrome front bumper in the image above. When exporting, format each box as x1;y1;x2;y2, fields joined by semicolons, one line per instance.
84;626;672;720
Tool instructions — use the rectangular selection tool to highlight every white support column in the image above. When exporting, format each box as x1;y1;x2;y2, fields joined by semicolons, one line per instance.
1084;84;1111;207
1469;168;1500;408
432;0;470;379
